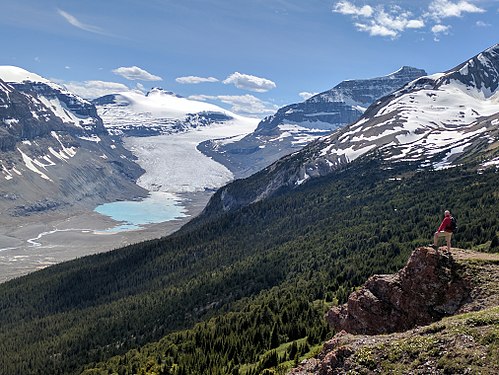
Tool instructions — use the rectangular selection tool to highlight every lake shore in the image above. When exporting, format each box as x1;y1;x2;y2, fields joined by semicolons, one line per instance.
0;191;212;283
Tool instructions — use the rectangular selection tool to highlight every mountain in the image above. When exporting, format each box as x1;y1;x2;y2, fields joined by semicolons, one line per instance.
0;66;145;215
94;88;254;137
204;44;499;214
198;66;426;178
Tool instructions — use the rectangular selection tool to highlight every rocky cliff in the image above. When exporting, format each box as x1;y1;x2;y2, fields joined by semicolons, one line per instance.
327;247;470;335
290;248;499;374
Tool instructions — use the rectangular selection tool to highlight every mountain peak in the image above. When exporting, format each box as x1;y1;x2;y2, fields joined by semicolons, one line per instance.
437;43;499;98
146;87;182;98
0;65;51;84
387;65;427;79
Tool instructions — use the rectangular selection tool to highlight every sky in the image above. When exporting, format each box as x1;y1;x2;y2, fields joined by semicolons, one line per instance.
0;0;498;118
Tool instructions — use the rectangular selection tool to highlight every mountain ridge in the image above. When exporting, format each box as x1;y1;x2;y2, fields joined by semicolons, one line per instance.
202;44;499;215
94;88;257;137
198;66;426;178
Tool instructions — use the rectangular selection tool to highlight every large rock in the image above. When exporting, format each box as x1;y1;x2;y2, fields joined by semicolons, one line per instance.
326;247;470;335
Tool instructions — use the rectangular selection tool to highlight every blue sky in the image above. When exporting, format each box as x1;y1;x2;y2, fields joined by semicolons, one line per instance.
0;0;498;117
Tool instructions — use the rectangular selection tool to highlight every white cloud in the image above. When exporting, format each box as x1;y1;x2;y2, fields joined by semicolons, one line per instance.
355;22;398;38
431;24;451;33
61;80;131;99
333;2;424;39
135;82;145;92
57;9;103;34
223;72;276;93
428;0;485;20
299;92;317;100
112;66;162;81
333;1;373;17
406;19;425;29
333;1;486;39
176;76;219;84
431;24;451;41
189;94;278;116
475;20;491;27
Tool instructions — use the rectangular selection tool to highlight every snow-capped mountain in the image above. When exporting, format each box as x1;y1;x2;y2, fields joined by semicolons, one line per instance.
199;66;426;178
0;66;145;215
94;88;253;137
206;44;499;213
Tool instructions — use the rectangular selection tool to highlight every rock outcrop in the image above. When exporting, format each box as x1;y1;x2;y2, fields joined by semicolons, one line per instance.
326;247;470;335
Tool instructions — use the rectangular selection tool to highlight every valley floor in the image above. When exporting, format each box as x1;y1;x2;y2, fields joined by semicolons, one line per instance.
0;191;211;283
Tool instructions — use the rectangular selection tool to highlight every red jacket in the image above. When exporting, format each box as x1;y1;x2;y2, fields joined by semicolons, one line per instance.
438;216;452;232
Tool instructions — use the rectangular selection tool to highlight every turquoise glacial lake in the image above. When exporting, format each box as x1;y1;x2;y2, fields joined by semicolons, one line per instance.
94;192;188;232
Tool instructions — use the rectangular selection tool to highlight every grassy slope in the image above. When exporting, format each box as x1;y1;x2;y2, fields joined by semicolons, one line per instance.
293;254;499;374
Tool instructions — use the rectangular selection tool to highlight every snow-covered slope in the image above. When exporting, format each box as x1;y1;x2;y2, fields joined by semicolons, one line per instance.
94;88;256;137
0;66;145;215
206;44;499;213
199;66;426;178
316;45;499;171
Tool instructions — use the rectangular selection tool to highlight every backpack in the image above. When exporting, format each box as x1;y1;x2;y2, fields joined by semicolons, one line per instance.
450;216;458;233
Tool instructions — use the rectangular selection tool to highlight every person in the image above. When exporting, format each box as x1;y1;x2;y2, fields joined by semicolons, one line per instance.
432;210;453;253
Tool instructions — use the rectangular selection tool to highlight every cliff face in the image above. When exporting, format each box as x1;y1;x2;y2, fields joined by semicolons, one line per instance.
326;247;470;335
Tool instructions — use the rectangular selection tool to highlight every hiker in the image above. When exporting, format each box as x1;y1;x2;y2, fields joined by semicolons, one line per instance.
432;210;453;252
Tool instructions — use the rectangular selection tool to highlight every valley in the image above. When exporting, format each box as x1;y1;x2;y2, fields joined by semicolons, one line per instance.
0;190;211;283
0;121;257;282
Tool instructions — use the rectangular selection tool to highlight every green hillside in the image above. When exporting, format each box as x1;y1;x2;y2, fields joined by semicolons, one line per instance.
1;157;498;374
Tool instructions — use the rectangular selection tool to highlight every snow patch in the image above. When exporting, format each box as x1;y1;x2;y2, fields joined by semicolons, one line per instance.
17;148;52;181
78;135;101;143
51;131;77;158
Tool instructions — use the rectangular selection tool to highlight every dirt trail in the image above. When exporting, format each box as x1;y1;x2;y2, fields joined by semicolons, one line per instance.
447;247;499;261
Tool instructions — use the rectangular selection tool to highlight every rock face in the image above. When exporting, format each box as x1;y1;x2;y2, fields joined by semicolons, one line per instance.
199;66;426;178
326;247;470;335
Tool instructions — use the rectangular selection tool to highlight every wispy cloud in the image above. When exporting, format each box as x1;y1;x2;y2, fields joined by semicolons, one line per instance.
332;0;488;40
176;76;219;84
189;94;278;116
475;20;491;27
57;80;131;99
57;9;104;34
112;66;162;81
223;72;276;93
